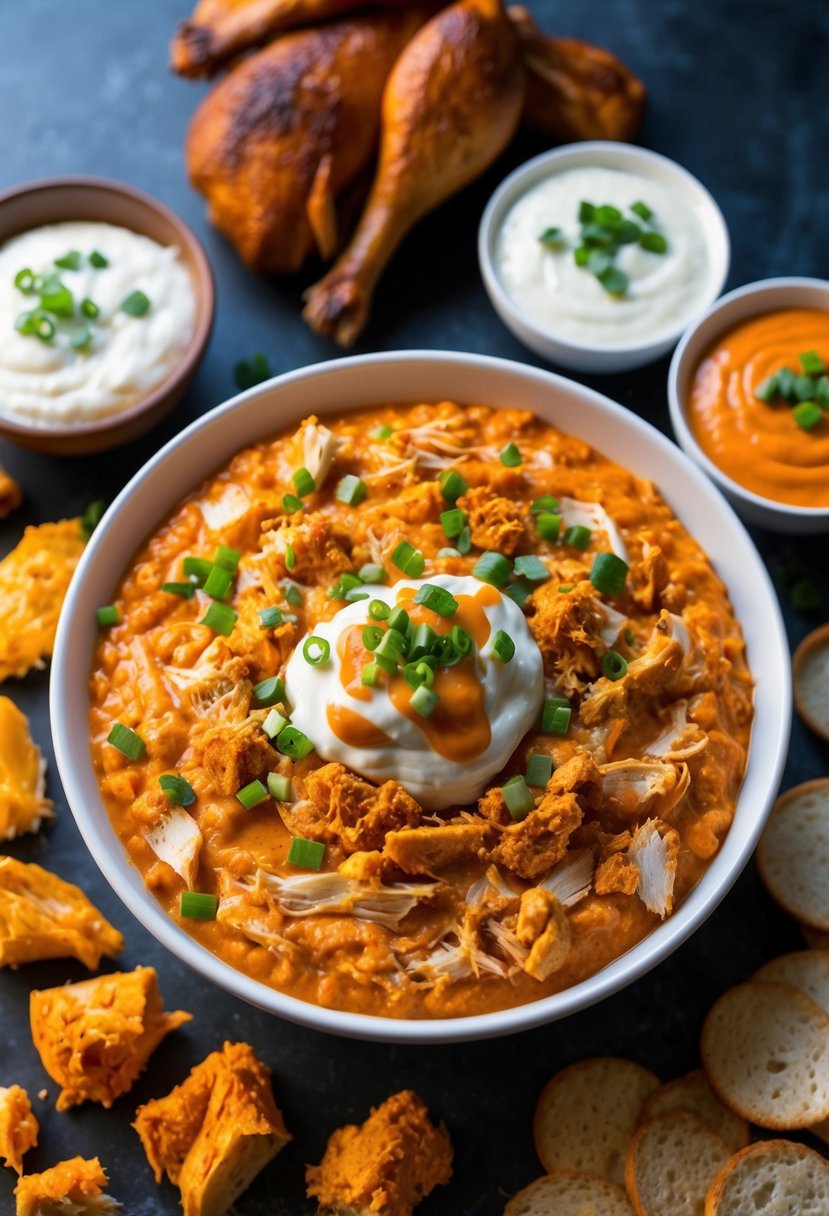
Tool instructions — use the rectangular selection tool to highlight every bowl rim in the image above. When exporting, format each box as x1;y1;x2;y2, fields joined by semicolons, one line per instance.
478;140;731;357
0;173;214;440
667;275;829;521
50;349;790;1043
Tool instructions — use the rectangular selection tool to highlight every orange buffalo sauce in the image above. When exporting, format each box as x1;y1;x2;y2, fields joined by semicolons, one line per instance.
688;308;829;508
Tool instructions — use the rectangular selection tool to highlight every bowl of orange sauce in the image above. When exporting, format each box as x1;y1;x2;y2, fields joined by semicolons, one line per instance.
668;278;829;533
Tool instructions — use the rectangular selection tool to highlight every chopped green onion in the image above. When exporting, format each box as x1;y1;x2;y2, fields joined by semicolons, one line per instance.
14;268;36;293
456;526;472;555
574;245;590;267
375;629;407;664
180;892;217;920
506;578;533;608
359;563;387;584
159;773;196;807
183;556;213;585
541;696;571;735
214;545;241;573
303;636;330;665
161;580;196;598
336;474;367;506
631;200;652;221
472;551;512;589
389;606;409;633
292;467;316;497
601;650;628;680
816;376;829;407
200;601;237;635
563;524;592;550
597;266;629;296
40;283;74;316
526;753;553;787
372;651;398;675
361;661;383;686
96;604;119;627
414;584;458;617
19;311;55;341
491;629;515;663
558;583;575;593
590;552;629;597
409;622;438;660
253;676;285;707
234;352;271;390
237;778;269;809
14;310;37;335
501;775;535;821
276;725;315;760
439;469;468;504
776;368;796;399
89;250;109;268
595;204;622;226
530;496;560;515
268;772;293;802
282;580;303;607
410;684;439;718
287;837;325;870
450;625;473;656
392;540;425;577
121;289;151;317
369;599;390;621
755;375;779;403
259;606;284;628
793;401;823;431
536;512;562;543
329;572;363;601
369;423;393;440
794;375;816;402
282;493;304;515
579;201;596;222
285;543;296;571
404;660;435;688
431;635;456;666
639;231;668;254
263;709;289;739
362;625;384;651
438;547;460;559
440;508;466;538
54;250;82;270
203;565;233;600
513;555;549;583
80;500;105;540
107;722;145;761
539;226;566;250
500;442;523;467
71;326;92;350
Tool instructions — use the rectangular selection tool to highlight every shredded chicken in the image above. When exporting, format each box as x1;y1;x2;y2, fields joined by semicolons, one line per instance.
628;818;680;918
259;510;352;585
599;758;690;819
493;792;583;880
457;485;526;555
299;762;422;854
581;610;685;725
145;806;203;888
559;496;628;562
515;887;571;980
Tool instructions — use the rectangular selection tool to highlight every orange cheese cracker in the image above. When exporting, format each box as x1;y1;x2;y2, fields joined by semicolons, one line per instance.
0;697;53;839
30;966;191;1111
133;1040;290;1216
0;856;123;969
14;1156;119;1214
0;1085;38;1174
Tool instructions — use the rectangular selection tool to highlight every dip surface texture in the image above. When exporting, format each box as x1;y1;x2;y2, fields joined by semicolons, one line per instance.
0;221;195;425
496;166;711;347
688;308;829;507
89;402;753;1019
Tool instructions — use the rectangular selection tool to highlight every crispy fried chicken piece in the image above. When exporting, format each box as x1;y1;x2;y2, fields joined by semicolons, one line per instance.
260;510;353;584
580;612;685;726
306;1090;452;1216
0;467;22;518
200;717;274;796
301;762;421;854
493;792;582;880
456;486;526;556
525;580;604;690
303;0;525;346
547;749;603;802
515;887;571;980
383;822;490;876
14;1157;119;1215
0;696;53;840
30;967;191;1112
186;12;426;272
0;1085;38;1174
594;852;639;896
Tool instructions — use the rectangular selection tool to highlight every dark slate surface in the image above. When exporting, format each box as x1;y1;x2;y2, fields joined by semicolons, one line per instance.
1;1;828;1212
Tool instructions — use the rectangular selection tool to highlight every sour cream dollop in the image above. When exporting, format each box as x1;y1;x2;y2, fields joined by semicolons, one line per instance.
0;221;196;425
495;165;712;348
285;575;545;810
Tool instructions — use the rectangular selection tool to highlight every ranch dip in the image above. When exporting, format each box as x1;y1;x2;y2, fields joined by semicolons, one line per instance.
0;221;196;425
496;166;712;348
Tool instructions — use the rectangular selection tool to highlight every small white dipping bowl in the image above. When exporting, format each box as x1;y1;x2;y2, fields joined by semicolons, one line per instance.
479;142;730;373
669;277;829;534
51;351;789;1043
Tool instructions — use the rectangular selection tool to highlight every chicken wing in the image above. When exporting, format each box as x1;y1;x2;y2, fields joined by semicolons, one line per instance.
186;9;428;274
303;0;525;346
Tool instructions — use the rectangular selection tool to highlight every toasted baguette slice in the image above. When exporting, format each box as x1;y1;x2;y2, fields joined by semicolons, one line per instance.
534;1058;660;1186
754;950;829;1016
811;1116;829;1147
625;1111;731;1216
757;780;829;931
701;980;829;1128
803;924;829;951
793;624;829;744
704;1139;829;1215
504;1172;635;1215
638;1071;749;1152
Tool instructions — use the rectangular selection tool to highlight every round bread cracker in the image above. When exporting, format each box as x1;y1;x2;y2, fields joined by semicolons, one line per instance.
504;1172;635;1216
625;1111;731;1216
701;980;829;1128
754;950;829;1016
533;1058;660;1186
757;780;829;932
638;1070;749;1152
793;624;829;744
803;924;829;951
704;1139;829;1215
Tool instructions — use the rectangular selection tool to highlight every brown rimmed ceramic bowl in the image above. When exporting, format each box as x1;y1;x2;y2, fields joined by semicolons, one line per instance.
0;175;214;455
793;623;829;743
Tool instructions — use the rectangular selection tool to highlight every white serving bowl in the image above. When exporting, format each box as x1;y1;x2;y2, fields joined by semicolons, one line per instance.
478;142;730;373
668;277;829;534
51;351;789;1043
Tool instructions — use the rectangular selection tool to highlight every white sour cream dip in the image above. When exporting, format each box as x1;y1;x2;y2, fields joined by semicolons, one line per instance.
285;575;545;810
495;166;712;348
0;221;196;425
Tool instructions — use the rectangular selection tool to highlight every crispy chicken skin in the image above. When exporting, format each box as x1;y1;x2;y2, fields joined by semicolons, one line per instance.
133;1041;290;1216
306;1090;453;1216
456;486;526;556
0;1085;38;1175
14;1157;119;1216
0;696;53;840
300;762;422;854
493;791;583;880
383;822;490;876
186;10;427;274
30;967;191;1111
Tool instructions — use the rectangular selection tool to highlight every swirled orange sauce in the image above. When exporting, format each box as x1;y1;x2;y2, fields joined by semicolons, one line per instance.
688;308;829;508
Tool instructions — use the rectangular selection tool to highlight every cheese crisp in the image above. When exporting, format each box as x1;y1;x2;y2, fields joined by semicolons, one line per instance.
0;1085;38;1174
0;518;85;682
30;966;191;1111
133;1040;290;1216
0;856;123;969
14;1156;119;1215
0;697;53;839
